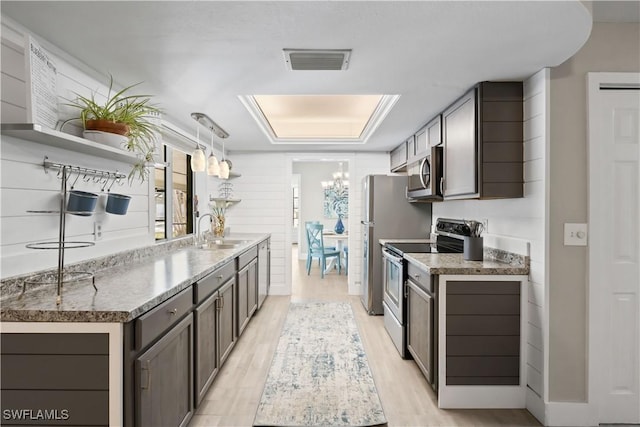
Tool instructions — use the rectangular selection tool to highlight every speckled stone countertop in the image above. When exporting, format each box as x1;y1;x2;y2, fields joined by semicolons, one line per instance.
0;233;270;323
403;252;529;275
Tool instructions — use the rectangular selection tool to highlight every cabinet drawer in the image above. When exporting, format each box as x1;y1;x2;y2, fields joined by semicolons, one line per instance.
238;246;257;270
406;262;432;293
136;287;193;351
194;260;235;304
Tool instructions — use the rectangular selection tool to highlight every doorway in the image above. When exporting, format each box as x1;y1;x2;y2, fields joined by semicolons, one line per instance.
587;72;640;424
290;159;350;298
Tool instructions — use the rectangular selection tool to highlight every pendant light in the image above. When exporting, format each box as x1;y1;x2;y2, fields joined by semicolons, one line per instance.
190;124;206;172
218;136;230;179
190;112;230;177
207;131;220;176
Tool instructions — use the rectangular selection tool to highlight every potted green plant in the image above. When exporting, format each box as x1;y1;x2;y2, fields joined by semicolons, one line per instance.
64;75;161;183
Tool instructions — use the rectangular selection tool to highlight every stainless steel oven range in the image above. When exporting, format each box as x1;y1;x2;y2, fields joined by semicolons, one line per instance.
382;218;469;374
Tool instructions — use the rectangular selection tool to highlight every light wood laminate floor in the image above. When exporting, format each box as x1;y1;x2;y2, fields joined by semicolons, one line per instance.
189;246;541;427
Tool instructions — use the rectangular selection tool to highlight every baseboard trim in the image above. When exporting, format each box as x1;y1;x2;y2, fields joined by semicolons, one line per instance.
268;283;289;295
526;387;545;425
545;401;596;426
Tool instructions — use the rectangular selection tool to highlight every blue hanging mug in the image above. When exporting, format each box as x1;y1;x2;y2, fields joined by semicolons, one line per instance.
106;193;131;215
67;190;98;216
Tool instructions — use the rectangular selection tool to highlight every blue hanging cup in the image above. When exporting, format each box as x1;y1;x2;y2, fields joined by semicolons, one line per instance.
67;190;98;216
106;193;131;215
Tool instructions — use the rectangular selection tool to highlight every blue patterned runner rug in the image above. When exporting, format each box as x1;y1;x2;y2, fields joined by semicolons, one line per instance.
253;301;387;427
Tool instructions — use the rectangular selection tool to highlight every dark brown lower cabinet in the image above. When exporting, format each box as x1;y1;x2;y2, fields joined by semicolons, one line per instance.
0;333;109;426
247;259;258;319
445;280;521;386
237;259;257;337
237;264;249;337
3;242;266;427
194;292;218;407
406;280;434;385
218;278;236;366
135;314;194;427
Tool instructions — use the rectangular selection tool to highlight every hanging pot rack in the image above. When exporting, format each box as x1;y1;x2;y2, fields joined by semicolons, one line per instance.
24;156;128;304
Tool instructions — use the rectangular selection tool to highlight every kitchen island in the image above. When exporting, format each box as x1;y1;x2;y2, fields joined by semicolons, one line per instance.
0;233;270;427
403;249;529;409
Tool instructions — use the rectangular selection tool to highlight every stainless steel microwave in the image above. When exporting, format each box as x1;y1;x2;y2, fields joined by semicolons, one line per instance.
406;145;443;200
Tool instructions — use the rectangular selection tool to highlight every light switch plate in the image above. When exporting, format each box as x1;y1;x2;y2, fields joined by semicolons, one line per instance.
564;223;587;246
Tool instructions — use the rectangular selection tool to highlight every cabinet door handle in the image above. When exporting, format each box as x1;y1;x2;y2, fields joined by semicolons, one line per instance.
168;308;177;316
216;274;224;280
418;158;428;189
141;361;151;390
440;177;445;195
413;273;420;279
220;295;225;309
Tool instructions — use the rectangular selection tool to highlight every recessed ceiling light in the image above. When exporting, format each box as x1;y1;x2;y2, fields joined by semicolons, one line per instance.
239;94;400;145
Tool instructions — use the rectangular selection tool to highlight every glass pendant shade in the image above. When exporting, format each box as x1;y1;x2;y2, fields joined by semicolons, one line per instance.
191;147;206;172
218;160;230;180
207;154;220;176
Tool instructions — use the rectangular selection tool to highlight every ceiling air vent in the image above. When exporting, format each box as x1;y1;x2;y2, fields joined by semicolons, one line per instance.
283;49;351;71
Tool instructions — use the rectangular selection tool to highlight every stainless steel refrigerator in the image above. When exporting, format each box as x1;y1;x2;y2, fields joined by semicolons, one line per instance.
360;175;432;314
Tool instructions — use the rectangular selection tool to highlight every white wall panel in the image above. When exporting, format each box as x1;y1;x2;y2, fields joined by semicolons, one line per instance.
218;152;388;295
0;25;153;279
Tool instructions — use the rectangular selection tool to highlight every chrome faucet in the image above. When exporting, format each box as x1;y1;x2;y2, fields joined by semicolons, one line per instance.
196;213;213;244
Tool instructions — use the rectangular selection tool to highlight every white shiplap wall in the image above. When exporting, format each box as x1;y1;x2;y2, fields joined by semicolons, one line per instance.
431;69;549;421
1;18;154;279
221;152;389;295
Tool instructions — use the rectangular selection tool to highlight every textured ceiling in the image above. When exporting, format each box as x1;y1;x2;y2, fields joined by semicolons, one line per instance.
1;1;593;153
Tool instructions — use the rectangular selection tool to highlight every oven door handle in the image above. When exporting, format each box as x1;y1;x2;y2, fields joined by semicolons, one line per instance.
382;249;403;265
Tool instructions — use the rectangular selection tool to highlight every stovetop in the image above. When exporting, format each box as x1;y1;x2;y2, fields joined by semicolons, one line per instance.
385;218;470;256
385;240;462;256
385;242;434;253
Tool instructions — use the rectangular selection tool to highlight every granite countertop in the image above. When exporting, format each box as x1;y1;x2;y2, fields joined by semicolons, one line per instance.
404;252;529;275
0;233;269;323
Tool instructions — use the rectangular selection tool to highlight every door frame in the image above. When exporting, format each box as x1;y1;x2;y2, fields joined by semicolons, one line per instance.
587;71;640;424
284;154;355;295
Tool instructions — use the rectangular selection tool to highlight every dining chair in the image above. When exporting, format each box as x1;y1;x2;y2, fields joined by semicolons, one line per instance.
305;223;341;278
304;221;335;252
342;246;348;274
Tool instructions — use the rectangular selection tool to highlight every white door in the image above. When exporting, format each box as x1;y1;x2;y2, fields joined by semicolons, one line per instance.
588;73;640;424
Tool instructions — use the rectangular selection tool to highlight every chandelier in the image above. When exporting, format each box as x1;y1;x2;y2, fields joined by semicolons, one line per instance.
321;162;349;193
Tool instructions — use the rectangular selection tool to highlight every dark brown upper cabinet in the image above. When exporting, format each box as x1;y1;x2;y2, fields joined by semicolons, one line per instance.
442;82;523;200
390;139;408;172
415;115;442;160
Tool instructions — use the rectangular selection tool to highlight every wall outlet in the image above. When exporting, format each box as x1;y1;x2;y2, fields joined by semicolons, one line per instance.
564;223;587;246
481;218;489;233
94;222;103;241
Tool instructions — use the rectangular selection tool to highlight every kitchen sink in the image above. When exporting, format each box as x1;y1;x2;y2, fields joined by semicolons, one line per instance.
197;239;250;250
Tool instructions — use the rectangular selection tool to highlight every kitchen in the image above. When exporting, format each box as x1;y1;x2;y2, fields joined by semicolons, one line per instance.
1;2;639;427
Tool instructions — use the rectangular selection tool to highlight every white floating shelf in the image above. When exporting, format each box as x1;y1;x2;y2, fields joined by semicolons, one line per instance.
209;197;241;208
1;123;139;164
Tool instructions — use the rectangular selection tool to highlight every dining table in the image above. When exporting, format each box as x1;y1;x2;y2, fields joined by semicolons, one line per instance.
322;231;348;274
